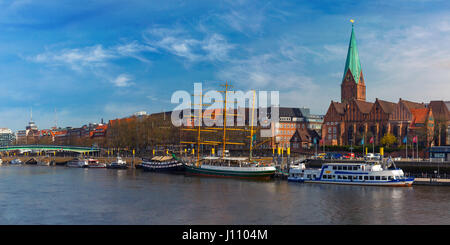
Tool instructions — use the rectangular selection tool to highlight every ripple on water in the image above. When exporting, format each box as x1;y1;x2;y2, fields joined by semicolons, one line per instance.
1;166;449;224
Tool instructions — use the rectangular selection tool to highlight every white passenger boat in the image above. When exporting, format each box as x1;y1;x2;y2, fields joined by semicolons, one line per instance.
288;160;414;187
66;158;89;168
106;156;128;169
0;158;2;165
10;159;22;165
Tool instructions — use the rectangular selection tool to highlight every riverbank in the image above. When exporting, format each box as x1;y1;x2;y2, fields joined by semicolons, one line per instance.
413;178;450;186
1;156;143;166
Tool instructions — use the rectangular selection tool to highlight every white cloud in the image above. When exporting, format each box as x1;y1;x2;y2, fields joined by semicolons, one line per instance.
216;40;320;109
359;19;450;102
112;74;133;87
29;44;115;71
29;41;156;71
143;27;234;63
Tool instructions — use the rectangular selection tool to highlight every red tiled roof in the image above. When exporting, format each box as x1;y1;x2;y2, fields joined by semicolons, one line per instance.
410;108;430;127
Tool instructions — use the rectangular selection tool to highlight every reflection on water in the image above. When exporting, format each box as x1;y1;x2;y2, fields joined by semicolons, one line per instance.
0;165;449;225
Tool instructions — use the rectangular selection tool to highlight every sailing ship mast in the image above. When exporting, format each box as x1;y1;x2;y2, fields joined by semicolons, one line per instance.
180;82;257;165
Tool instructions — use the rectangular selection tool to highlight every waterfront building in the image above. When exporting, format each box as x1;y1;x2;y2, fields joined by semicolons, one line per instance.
273;107;308;149
16;112;40;144
299;107;324;135
428;101;450;146
0;128;15;146
322;23;435;147
290;127;320;150
429;146;450;161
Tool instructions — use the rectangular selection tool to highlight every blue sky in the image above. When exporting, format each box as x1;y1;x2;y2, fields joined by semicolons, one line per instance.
1;0;450;131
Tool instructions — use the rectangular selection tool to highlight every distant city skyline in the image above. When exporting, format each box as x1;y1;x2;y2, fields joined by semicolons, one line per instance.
1;0;450;131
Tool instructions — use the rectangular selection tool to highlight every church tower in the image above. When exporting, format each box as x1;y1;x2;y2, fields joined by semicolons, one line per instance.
341;20;366;104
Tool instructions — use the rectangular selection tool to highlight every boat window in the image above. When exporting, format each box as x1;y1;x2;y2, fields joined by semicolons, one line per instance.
375;176;381;180
353;166;358;171
338;166;343;170
343;176;348;180
333;166;337;170
338;175;342;179
364;176;368;180
332;175;336;179
359;176;363;180
313;175;316;179
382;176;387;180
388;176;393;180
307;174;311;178
342;166;347;171
369;176;374;180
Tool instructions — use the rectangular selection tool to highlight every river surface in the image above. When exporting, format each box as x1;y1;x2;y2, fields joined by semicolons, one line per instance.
0;165;449;225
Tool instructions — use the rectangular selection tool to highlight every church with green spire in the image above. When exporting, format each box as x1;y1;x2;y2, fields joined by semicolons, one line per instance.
341;22;366;104
321;22;436;148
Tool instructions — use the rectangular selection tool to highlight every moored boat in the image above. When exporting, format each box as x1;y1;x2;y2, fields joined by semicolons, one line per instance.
141;155;184;173
185;157;276;180
106;156;128;169
37;157;51;166
25;158;38;165
87;158;106;168
66;158;89;168
288;160;414;187
10;159;22;165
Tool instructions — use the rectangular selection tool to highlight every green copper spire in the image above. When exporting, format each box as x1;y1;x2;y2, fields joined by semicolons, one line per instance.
343;22;362;84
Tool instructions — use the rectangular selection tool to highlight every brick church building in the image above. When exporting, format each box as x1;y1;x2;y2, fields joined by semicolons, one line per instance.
322;23;435;147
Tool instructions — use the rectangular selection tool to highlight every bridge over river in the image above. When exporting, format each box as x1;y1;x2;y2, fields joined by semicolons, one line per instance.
0;145;100;154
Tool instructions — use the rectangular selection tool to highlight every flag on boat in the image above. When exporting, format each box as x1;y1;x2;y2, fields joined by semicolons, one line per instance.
360;137;364;145
369;137;374;144
313;137;317;144
413;136;418;143
403;136;407;144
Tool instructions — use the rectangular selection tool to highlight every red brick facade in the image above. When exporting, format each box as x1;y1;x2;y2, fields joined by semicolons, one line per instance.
341;70;366;104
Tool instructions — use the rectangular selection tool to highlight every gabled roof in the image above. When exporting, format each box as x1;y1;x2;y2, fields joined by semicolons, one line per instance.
376;99;396;114
445;101;450;111
332;101;346;115
291;128;320;142
400;99;425;111
428;101;450;121
354;100;373;114
343;24;362;84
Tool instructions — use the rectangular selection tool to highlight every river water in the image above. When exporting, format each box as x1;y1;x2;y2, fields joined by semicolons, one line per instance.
0;165;449;225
